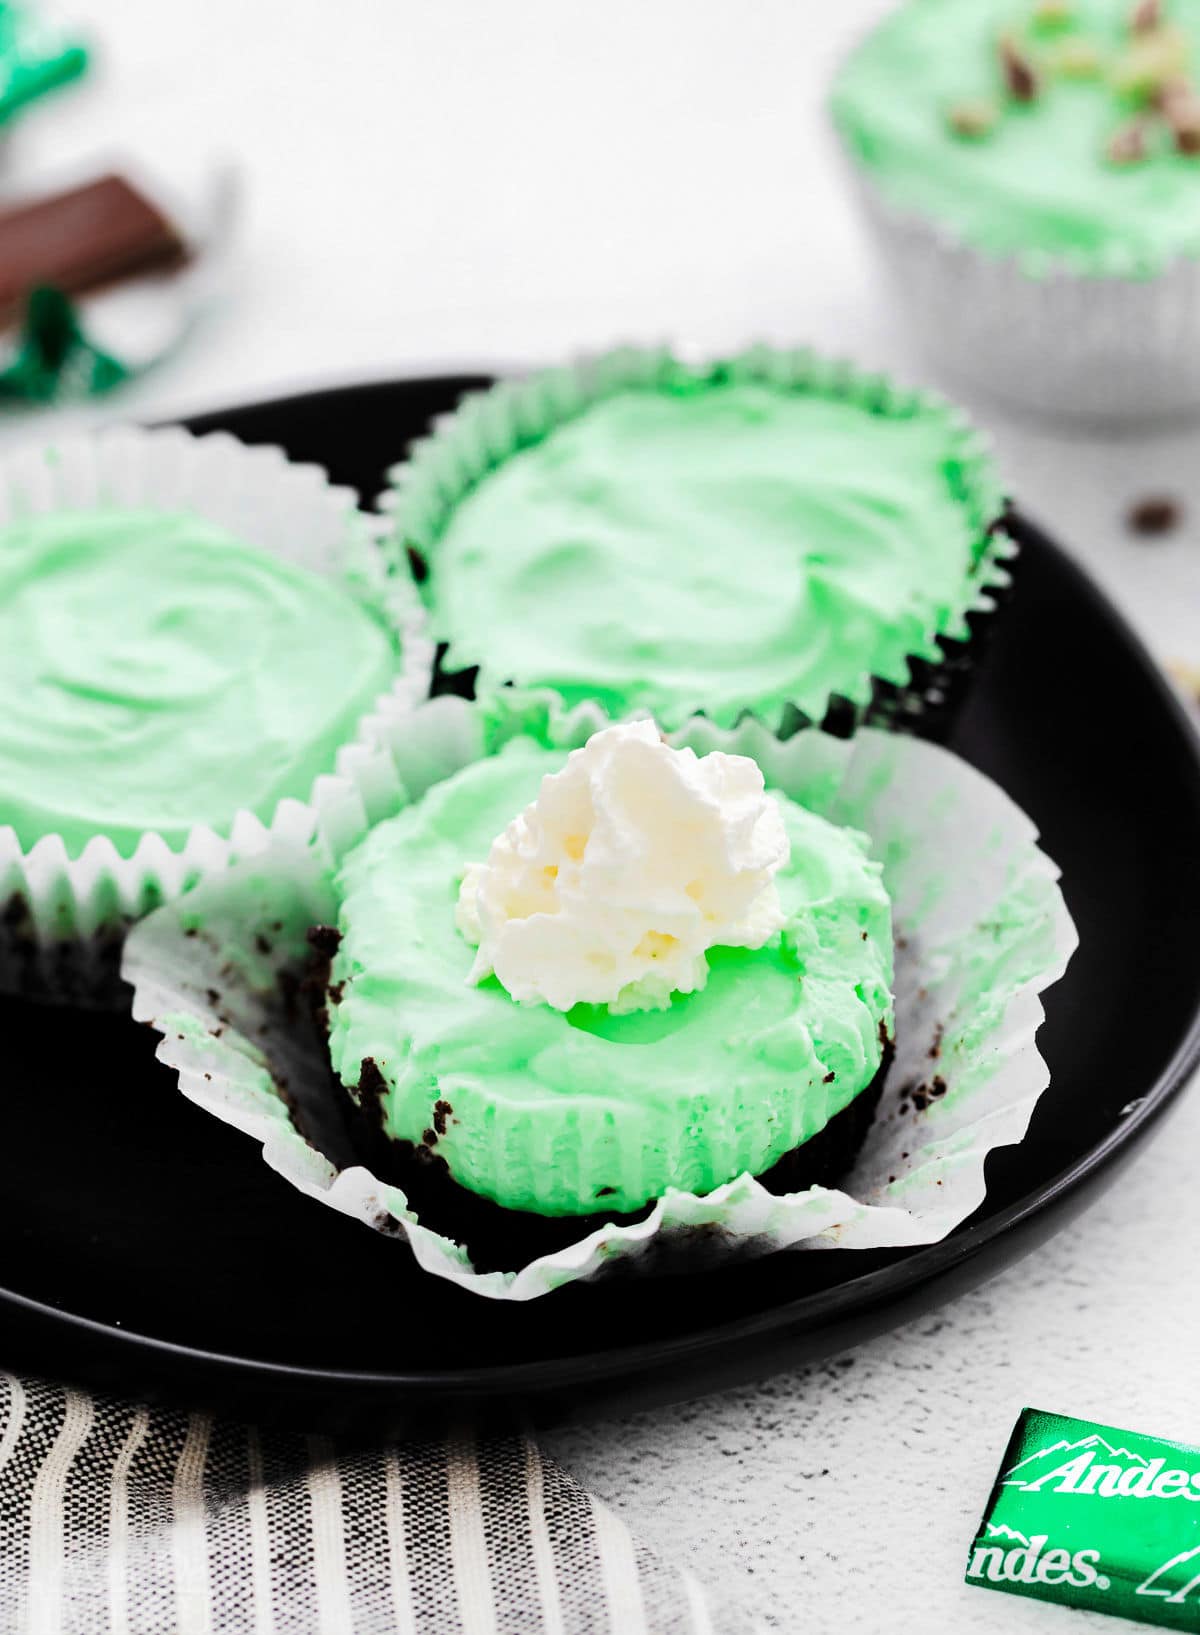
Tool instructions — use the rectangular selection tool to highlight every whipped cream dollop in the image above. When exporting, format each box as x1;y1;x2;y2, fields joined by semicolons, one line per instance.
455;720;789;1013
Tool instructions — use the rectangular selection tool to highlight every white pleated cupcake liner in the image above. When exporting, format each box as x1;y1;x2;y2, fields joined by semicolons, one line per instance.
123;711;1077;1301
0;425;435;1005
380;343;1015;736
847;169;1200;429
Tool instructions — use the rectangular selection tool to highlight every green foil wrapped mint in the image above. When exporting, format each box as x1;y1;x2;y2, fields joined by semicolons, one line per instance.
0;3;86;128
0;168;237;405
0;288;127;404
969;1406;1200;1628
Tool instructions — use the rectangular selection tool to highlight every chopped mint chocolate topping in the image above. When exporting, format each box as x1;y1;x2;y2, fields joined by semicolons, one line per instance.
947;97;999;138
833;0;1200;268
1054;35;1105;75
1107;116;1151;160
934;4;1200;178
1032;0;1076;30
999;34;1042;100
1112;23;1190;103
1165;88;1200;147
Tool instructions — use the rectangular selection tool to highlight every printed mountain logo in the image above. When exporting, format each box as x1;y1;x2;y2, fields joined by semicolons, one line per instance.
1137;1545;1200;1606
970;1413;1200;1620
966;1523;1109;1592
1002;1433;1200;1502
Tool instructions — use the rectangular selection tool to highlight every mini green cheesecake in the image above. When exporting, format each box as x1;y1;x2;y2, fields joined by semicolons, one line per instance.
325;735;895;1219
0;507;398;857
833;0;1200;270
389;350;1005;736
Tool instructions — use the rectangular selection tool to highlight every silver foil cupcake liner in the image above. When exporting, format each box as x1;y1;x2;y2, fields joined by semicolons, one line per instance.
848;169;1200;429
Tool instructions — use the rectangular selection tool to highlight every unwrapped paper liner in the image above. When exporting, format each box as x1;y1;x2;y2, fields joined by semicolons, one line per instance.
0;424;434;1003
843;165;1200;428
380;343;1016;736
124;708;1077;1300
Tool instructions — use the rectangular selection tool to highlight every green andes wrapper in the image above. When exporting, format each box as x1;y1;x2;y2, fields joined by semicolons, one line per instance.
0;3;86;127
969;1408;1200;1627
0;287;128;403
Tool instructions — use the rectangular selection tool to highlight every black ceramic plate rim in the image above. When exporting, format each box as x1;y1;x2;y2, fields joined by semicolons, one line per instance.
3;485;1199;1400
3;1008;1196;1400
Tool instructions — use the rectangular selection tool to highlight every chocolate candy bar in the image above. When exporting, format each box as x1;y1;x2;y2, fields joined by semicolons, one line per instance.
968;1407;1200;1627
0;173;185;329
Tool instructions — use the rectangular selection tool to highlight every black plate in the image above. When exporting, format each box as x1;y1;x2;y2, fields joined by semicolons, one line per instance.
4;376;1200;1435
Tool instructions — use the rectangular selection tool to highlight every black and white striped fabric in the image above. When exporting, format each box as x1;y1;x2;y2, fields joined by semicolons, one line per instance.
0;1372;754;1635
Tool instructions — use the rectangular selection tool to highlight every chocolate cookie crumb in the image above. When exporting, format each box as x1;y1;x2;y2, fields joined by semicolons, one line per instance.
306;924;342;958
1128;495;1182;534
908;1075;949;1112
432;1098;453;1137
357;1057;388;1122
823;1071;837;1084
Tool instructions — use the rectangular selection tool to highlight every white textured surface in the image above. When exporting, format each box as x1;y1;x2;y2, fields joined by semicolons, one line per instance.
546;1084;1200;1632
8;1;1200;1628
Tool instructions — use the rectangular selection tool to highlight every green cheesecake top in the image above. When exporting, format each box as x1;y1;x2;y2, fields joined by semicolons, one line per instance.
0;506;397;857
412;375;997;732
327;737;894;1218
833;0;1200;269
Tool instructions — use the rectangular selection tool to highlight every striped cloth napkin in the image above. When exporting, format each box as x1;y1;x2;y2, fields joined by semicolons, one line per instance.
0;1372;755;1635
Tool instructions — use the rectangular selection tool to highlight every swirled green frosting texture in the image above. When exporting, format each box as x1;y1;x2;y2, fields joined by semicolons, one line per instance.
0;507;397;856
424;382;984;731
327;740;894;1217
832;0;1200;266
